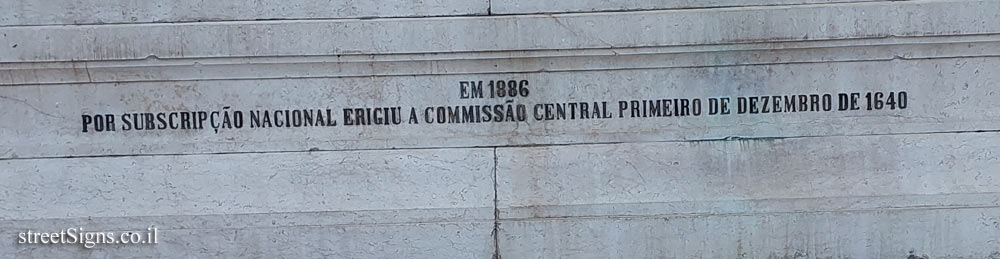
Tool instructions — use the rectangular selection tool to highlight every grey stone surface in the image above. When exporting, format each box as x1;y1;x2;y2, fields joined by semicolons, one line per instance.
496;132;1000;209
0;0;894;27
500;192;1000;221
2;0;999;62
0;207;495;256
498;206;1000;258
4;34;1000;86
0;0;488;26
0;148;494;220
492;0;884;14
493;131;1000;257
1;220;494;258
3;0;1000;257
0;148;496;257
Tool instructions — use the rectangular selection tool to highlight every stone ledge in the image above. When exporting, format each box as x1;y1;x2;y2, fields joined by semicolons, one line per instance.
500;192;1000;220
2;0;997;62
0;0;489;27
498;206;1000;258
3;34;1000;86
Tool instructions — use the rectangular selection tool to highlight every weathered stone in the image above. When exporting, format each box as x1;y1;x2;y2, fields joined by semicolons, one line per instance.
4;35;1000;86
496;132;1000;209
2;1;998;62
492;0;882;14
1;219;494;258
498;206;1000;258
3;0;1000;257
0;0;487;26
0;148;494;219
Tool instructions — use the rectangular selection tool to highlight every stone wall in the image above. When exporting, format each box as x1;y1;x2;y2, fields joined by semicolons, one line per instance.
2;0;999;257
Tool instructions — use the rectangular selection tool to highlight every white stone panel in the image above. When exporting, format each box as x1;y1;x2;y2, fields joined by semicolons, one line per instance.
498;206;1000;258
496;132;1000;209
0;219;494;258
0;148;495;220
2;0;998;62
0;0;487;26
492;0;880;14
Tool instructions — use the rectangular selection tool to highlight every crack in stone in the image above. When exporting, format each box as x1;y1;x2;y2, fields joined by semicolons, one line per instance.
0;94;64;119
491;147;502;259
